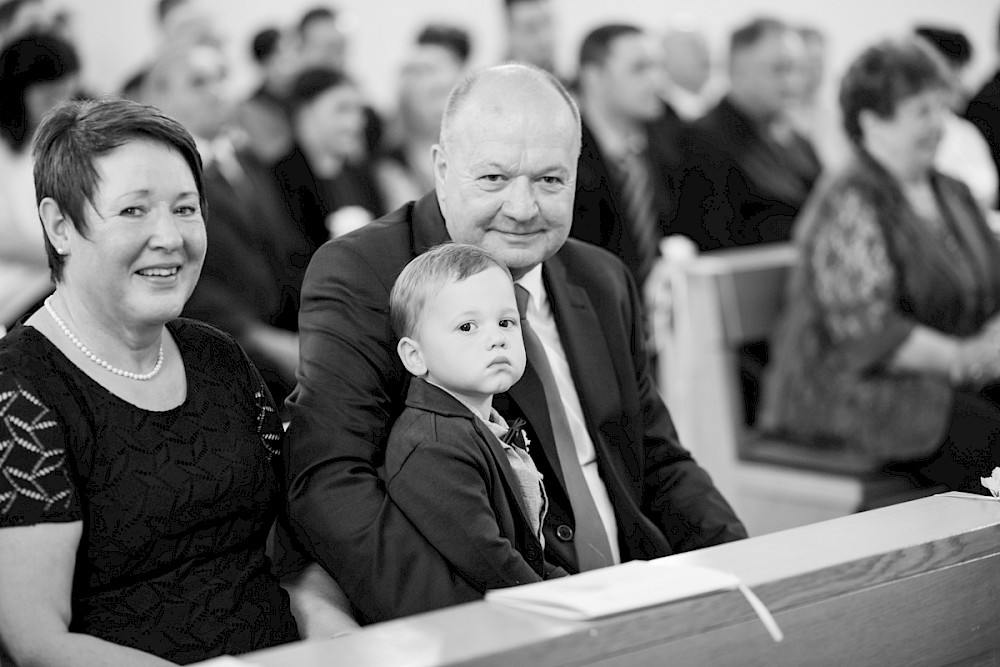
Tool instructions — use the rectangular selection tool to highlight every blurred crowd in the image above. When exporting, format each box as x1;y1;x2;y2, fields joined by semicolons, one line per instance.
4;0;1000;411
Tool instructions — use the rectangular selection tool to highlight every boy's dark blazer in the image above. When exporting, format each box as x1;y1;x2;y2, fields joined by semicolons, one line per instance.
384;378;564;592
284;191;746;624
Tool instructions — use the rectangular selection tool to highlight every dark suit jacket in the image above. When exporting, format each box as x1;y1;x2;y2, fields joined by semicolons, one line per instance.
572;119;678;287
184;147;313;402
965;71;1000;206
385;378;563;592
284;192;746;624
674;96;821;251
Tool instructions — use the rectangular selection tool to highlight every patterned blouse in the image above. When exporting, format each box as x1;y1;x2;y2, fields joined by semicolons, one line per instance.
759;152;1000;461
0;319;298;664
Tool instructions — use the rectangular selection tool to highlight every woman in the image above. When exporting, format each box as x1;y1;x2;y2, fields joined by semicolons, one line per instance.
273;66;386;248
0;30;80;329
759;38;1000;493
0;99;300;665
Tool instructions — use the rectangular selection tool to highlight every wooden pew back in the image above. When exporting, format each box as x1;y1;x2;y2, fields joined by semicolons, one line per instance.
230;494;1000;667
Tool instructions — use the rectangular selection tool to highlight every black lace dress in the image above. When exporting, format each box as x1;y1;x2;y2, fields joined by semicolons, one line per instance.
0;319;299;664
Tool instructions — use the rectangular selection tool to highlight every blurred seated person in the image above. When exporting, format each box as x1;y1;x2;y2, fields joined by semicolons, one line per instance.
759;39;1000;494
274;66;386;248
0;30;79;329
674;17;821;251
503;0;557;76
232;26;299;168
297;4;346;71
573;24;677;293
658;17;714;122
0;98;311;666
915;25;999;211
0;0;44;44
296;5;382;159
786;25;851;171
377;23;471;209
0;0;67;47
154;0;221;50
142;42;309;406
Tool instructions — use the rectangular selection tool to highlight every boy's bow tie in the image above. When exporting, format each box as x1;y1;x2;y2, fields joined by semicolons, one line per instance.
502;417;529;451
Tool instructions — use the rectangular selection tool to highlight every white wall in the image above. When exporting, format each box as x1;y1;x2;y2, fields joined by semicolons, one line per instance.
65;0;999;113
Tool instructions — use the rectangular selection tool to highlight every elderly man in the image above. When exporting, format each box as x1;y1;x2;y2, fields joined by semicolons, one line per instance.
284;63;746;625
674;17;822;251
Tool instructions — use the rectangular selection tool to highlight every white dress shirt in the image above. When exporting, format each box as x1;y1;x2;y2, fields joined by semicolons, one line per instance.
517;265;621;564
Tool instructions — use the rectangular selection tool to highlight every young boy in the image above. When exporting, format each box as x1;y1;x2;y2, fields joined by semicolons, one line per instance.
385;242;564;595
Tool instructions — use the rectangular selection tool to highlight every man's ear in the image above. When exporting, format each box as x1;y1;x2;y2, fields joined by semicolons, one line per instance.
397;336;428;377
39;197;71;255
431;144;447;195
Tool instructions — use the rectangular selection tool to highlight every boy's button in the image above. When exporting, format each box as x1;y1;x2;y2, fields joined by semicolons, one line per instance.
525;546;540;561
556;524;574;541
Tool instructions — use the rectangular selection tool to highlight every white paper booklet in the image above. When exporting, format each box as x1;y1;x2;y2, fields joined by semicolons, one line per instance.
485;560;782;642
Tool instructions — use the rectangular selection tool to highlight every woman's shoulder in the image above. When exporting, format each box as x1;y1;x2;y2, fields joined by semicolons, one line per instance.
170;317;242;356
171;318;277;424
170;317;256;380
0;325;63;388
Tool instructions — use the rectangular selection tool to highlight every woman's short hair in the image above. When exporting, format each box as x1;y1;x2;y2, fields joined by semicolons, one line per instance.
32;97;206;282
839;38;949;146
0;30;80;151
286;66;352;116
390;243;511;339
416;24;472;65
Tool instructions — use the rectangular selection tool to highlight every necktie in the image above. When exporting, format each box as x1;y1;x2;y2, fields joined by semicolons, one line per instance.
615;148;660;287
515;284;613;571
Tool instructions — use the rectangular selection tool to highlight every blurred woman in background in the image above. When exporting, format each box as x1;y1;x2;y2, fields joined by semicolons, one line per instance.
273;66;385;247
760;38;1000;493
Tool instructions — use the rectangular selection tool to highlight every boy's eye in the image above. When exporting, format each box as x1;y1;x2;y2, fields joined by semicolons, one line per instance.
499;318;517;328
458;322;476;332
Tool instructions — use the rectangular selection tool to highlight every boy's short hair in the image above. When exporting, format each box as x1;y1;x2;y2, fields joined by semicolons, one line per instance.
390;243;512;338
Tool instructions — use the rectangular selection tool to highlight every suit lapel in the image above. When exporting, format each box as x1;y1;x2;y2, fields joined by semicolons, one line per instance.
543;254;622;437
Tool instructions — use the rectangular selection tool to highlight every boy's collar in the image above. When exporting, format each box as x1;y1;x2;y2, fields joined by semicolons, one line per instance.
424;379;490;421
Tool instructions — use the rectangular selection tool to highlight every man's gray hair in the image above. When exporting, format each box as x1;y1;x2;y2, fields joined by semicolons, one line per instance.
438;62;581;149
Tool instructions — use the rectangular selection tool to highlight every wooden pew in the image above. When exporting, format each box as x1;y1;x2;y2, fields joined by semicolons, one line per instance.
650;244;942;536
224;493;1000;666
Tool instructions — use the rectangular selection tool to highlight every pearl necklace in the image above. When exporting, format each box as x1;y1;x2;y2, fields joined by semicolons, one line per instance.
44;297;164;381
